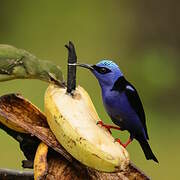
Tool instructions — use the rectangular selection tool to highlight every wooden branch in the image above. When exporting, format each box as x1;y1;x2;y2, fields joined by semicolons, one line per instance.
41;152;150;180
0;168;33;180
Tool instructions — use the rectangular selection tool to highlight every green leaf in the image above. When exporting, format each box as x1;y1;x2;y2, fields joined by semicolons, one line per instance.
0;44;64;87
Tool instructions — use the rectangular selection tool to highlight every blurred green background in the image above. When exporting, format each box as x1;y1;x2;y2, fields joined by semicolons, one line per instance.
0;1;179;179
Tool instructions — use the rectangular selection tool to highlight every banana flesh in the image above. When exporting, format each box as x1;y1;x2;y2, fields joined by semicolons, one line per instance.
45;84;129;172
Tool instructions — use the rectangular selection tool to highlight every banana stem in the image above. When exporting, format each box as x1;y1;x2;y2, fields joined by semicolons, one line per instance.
65;41;77;94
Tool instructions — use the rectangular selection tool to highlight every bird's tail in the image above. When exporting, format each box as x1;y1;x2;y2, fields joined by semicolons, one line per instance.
137;137;158;163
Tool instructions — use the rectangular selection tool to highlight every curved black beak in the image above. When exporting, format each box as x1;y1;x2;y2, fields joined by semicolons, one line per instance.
75;63;94;70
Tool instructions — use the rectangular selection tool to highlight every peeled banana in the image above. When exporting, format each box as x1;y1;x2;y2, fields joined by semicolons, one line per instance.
45;84;130;172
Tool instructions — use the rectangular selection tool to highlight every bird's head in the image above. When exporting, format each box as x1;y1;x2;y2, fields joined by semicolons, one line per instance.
77;60;123;88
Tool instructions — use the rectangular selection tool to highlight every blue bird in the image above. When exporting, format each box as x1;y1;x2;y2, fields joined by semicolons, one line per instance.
76;60;158;163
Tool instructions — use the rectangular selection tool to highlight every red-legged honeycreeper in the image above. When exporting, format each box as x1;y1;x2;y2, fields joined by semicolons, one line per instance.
76;60;158;163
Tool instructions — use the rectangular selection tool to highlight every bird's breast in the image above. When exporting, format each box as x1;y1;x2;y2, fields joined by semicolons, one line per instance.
102;90;136;119
102;90;145;135
103;91;124;114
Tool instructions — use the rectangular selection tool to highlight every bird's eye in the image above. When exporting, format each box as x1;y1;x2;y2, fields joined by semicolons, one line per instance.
92;65;111;74
100;67;107;74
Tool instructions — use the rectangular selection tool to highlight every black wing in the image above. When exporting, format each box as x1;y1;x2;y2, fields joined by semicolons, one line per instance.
125;84;149;139
111;76;149;139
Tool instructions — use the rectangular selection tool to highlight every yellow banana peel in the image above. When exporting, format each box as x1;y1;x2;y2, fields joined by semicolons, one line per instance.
0;115;26;133
34;142;48;180
45;84;130;172
0;94;47;134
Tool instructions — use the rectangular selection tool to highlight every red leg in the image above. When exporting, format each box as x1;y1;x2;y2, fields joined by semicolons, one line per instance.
115;138;124;146
123;137;132;148
97;120;121;134
97;120;112;134
115;137;132;148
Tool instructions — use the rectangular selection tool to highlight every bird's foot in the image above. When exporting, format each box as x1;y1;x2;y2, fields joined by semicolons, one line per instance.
97;120;121;134
115;138;132;148
97;120;112;134
115;138;125;147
